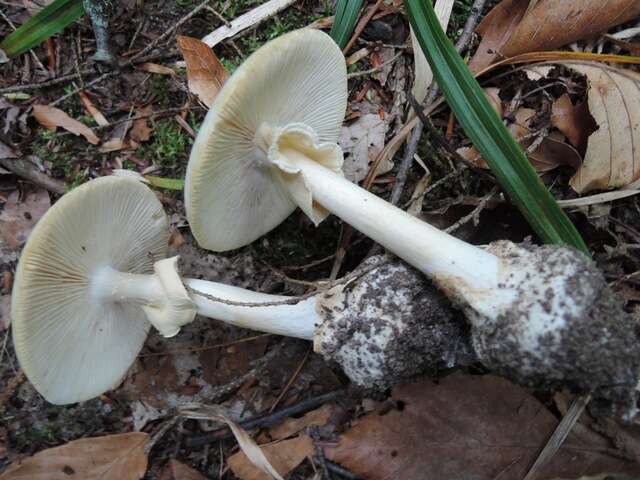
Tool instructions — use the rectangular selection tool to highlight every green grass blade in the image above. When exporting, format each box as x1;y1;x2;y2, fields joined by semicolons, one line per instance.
404;0;588;253
330;0;364;49
145;175;184;190
0;0;85;59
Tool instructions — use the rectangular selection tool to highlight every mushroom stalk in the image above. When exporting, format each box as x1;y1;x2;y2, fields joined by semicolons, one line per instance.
283;148;498;292
91;258;319;340
260;125;502;315
185;279;317;339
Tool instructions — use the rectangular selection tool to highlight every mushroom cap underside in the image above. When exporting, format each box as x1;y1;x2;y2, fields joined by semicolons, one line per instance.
12;176;168;404
185;28;348;252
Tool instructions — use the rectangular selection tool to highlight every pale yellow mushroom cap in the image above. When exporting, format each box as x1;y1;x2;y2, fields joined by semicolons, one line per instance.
185;28;348;251
11;176;168;404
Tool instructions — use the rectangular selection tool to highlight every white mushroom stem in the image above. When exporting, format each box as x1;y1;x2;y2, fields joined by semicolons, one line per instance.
184;279;318;339
91;257;319;340
265;124;504;316
287;149;497;289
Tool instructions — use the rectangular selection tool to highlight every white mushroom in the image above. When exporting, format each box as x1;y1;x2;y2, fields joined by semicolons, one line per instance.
185;28;640;416
185;27;502;322
12;176;467;404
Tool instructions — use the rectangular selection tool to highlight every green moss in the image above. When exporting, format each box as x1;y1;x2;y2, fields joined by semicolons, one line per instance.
30;130;83;188
136;118;193;176
149;75;175;108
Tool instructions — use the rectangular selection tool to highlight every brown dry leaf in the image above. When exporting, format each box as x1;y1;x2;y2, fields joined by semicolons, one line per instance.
469;0;640;72
33;105;100;145
137;63;176;76
325;374;640;480
0;189;50;251
199;334;268;386
551;93;597;152
130;106;153;143
268;404;335;441
528;131;582;172
458;107;581;173
0;432;149;479
78;91;109;127
123;354;183;408
227;435;314;480
563;62;640;193
100;138;134;153
158;459;208;480
176;36;229;108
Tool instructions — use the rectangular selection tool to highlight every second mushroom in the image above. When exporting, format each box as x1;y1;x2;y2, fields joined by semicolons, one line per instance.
185;28;640;417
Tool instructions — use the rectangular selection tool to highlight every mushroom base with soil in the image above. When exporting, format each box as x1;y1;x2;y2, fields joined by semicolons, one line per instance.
471;241;640;419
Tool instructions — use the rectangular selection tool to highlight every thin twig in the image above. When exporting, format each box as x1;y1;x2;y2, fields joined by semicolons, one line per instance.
325;460;364;480
407;91;495;180
269;347;311;412
310;426;332;480
389;0;489;206
0;157;66;194
402;169;459;209
145;416;179;454
342;0;385;54
0;71;90;94
455;0;489;54
92;106;200;131
186;390;345;447
138;333;272;358
389;85;439;206
346;51;403;79
281;237;367;272
0;49;177;96
444;186;498;234
132;0;213;62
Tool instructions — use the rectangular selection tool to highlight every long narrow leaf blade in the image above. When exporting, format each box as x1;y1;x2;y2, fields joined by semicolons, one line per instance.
404;0;588;253
330;0;364;49
0;0;85;59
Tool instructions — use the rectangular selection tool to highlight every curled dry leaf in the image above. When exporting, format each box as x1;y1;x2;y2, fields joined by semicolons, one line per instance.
177;35;229;108
551;93;597;153
78;91;109;127
469;0;640;72
179;403;284;480
458;106;581;173
33;105;100;145
227;435;314;480
137;63;176;76
325;374;640;480
130;105;153;144
562;62;640;193
0;432;149;479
